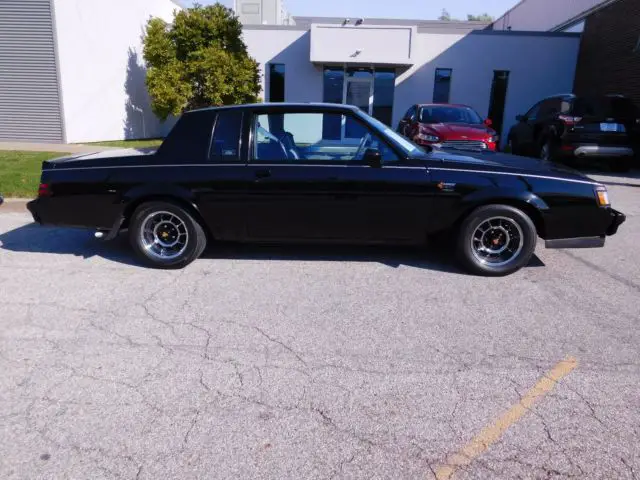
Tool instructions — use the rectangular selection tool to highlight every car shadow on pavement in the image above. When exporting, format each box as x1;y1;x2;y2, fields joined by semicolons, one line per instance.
0;223;545;274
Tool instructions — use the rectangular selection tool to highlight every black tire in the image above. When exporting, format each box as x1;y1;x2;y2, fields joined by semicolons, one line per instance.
129;201;207;269
456;204;537;277
611;159;632;173
539;138;553;161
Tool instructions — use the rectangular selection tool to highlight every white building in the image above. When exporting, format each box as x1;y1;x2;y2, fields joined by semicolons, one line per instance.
491;0;612;33
0;0;180;143
242;16;581;145
0;0;583;146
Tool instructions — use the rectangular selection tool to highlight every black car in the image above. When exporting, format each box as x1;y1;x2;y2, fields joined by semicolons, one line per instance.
27;103;625;276
507;94;639;172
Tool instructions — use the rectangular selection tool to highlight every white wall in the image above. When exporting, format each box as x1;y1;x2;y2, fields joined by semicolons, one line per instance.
242;28;323;103
394;31;581;144
492;0;606;31
53;0;179;143
241;27;579;147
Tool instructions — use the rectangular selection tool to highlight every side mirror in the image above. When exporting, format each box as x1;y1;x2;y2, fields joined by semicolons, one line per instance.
484;118;493;127
364;148;382;168
516;114;525;122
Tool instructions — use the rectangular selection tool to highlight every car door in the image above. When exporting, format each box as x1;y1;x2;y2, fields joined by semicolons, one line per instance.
511;101;542;155
242;107;433;244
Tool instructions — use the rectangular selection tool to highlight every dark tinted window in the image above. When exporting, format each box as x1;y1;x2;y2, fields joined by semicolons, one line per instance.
525;102;542;120
539;98;561;117
433;68;452;103
210;110;243;162
269;64;285;102
157;111;215;161
404;106;416;120
573;96;639;119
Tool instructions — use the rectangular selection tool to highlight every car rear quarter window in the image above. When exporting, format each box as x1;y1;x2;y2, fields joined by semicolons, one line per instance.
157;111;215;162
573;97;639;120
210;110;243;162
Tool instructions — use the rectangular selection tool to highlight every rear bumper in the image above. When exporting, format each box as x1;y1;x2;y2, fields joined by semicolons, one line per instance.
27;199;41;223
545;209;625;249
573;145;634;158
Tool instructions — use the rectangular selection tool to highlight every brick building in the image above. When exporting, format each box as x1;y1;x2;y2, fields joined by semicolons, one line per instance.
573;0;640;104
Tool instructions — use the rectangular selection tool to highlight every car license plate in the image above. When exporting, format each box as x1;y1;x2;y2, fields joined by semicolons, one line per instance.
600;123;622;132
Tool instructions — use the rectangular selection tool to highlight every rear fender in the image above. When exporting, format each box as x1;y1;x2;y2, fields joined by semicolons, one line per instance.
118;184;202;228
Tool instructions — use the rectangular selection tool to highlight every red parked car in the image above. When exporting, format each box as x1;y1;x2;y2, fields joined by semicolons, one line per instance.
397;103;499;151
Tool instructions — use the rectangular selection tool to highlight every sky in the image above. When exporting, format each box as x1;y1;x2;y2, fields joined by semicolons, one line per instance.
194;0;521;21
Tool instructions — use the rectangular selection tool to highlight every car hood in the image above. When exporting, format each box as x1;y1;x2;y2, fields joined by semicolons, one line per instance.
423;149;599;184
421;123;495;140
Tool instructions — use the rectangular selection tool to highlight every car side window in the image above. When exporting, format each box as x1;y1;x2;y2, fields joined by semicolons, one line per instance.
538;99;561;119
525;102;542;121
252;112;398;164
210;110;243;162
404;106;416;121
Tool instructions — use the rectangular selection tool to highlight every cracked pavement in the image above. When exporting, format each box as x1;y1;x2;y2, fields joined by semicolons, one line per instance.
1;171;639;479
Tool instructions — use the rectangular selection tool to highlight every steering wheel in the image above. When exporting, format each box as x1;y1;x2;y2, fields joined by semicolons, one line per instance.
353;133;372;161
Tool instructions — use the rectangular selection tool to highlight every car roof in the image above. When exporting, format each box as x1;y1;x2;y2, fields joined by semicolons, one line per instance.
187;102;358;114
416;103;474;108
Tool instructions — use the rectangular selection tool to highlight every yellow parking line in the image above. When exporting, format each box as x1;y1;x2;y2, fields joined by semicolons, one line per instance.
434;356;578;480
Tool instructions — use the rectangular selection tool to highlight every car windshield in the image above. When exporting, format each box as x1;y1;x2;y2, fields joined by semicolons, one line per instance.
360;112;428;156
420;106;484;124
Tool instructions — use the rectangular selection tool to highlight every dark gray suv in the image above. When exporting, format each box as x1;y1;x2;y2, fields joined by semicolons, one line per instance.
507;94;639;172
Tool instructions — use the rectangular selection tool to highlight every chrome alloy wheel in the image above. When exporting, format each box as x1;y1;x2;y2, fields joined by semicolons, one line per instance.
139;211;189;260
540;142;550;161
471;216;524;267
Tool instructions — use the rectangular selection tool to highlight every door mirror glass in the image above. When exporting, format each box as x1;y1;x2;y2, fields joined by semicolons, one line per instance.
364;148;382;168
484;118;493;126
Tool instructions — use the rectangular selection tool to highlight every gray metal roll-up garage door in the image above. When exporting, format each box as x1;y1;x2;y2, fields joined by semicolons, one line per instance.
0;0;64;142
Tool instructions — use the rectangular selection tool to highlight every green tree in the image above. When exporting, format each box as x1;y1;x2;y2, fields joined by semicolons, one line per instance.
467;13;494;22
438;8;452;21
143;3;261;121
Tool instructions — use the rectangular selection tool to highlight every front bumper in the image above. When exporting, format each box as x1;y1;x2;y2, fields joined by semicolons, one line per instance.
573;145;634;158
606;208;626;236
545;209;625;249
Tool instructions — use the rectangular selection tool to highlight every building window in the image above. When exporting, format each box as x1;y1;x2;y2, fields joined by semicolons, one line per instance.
322;67;345;140
268;64;285;102
487;70;510;137
433;68;452;103
373;69;396;126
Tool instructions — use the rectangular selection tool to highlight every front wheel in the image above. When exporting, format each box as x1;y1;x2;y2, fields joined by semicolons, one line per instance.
129;201;207;269
456;205;537;276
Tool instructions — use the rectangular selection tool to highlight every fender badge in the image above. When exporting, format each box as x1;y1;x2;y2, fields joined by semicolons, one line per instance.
437;181;456;192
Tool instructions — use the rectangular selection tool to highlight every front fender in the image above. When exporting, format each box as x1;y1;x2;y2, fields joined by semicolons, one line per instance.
460;188;550;212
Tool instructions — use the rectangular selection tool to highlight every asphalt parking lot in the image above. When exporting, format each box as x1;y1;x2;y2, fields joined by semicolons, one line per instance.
1;171;639;480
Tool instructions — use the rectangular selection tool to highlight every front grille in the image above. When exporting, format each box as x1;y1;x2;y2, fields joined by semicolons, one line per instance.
440;140;487;151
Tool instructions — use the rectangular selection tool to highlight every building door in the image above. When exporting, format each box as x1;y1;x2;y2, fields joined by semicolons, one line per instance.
487;70;510;137
342;76;373;140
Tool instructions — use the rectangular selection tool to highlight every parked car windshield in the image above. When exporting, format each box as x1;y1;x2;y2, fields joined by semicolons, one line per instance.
420;106;484;125
572;96;639;120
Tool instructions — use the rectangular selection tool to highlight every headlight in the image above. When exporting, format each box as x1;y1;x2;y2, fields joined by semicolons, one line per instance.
416;133;440;143
595;186;610;207
488;135;500;143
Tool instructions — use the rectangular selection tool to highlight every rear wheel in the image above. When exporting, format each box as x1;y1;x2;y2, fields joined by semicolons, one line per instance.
457;205;537;276
129;201;207;269
539;139;552;161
